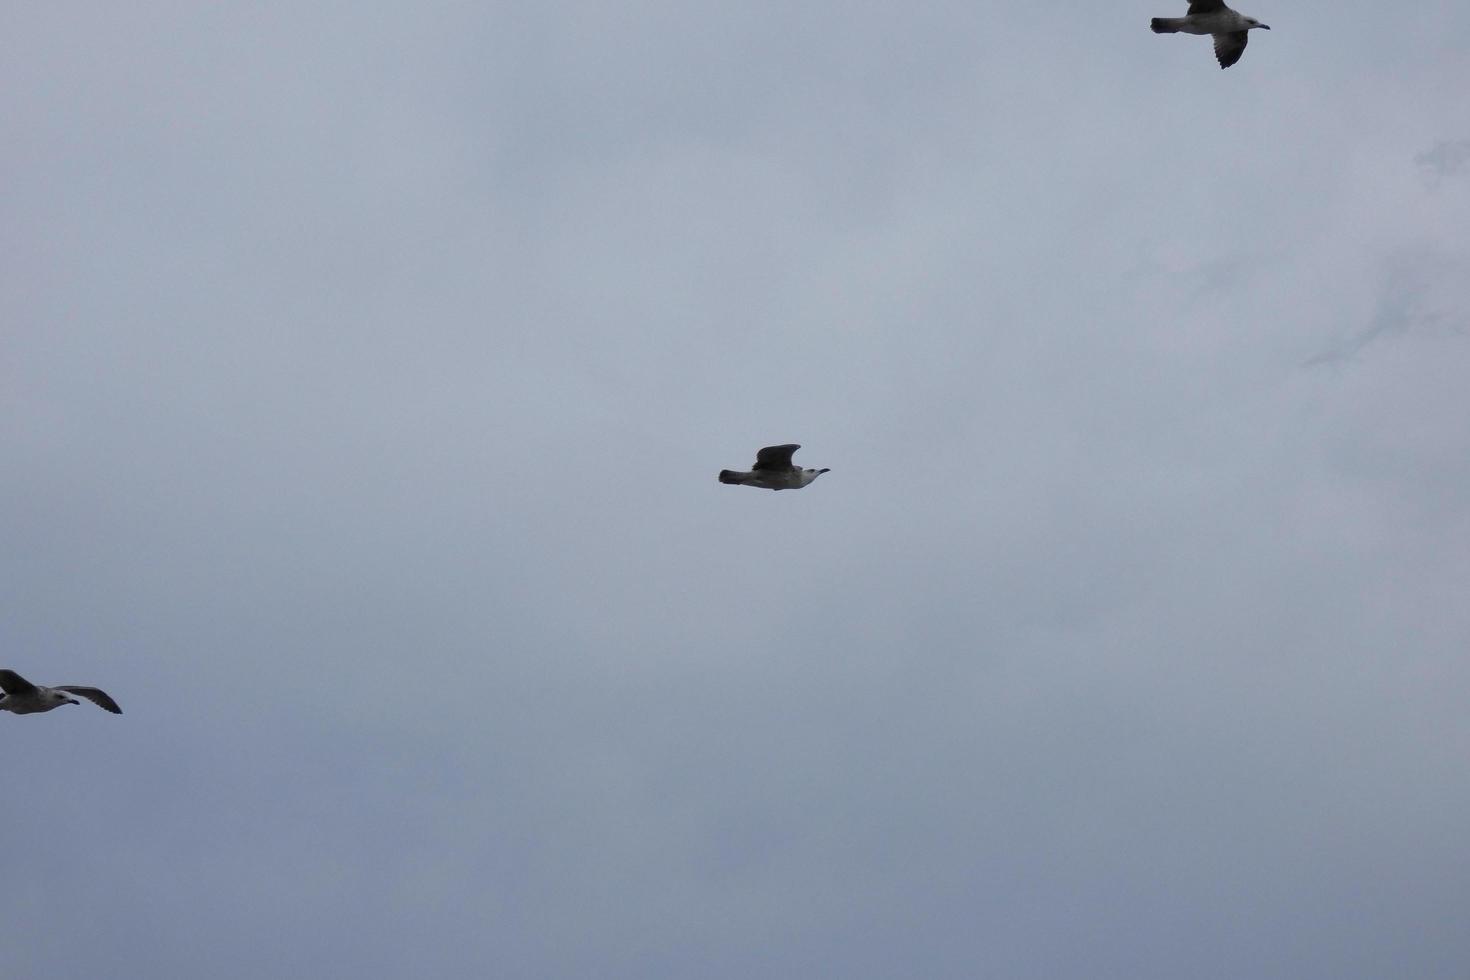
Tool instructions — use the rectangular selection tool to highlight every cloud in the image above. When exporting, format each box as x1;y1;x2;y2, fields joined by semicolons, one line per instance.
1303;248;1465;366
1415;139;1470;180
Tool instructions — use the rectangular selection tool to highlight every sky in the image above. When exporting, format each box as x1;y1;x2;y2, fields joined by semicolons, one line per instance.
3;2;1469;977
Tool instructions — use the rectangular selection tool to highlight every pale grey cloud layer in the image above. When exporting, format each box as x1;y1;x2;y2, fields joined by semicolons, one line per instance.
3;3;1469;978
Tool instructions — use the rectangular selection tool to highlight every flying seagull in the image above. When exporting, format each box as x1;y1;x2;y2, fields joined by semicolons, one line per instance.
0;668;122;715
1152;0;1270;69
719;444;830;491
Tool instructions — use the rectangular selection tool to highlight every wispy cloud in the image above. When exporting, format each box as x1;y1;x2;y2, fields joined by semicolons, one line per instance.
1415;139;1470;183
1304;250;1467;367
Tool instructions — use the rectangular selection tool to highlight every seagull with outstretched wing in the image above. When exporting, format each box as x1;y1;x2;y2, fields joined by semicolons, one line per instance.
1151;0;1270;69
719;443;830;491
0;668;123;715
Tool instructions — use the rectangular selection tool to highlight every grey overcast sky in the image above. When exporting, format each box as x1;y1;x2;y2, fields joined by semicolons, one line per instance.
3;2;1469;977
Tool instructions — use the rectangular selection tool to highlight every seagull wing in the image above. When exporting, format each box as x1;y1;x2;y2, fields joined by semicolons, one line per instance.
1187;0;1227;13
0;669;38;695
1213;31;1248;68
752;444;800;471
57;686;123;714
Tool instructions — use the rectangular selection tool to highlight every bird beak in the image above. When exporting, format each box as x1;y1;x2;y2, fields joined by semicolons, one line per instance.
66;698;80;706
819;468;831;474
1260;23;1270;28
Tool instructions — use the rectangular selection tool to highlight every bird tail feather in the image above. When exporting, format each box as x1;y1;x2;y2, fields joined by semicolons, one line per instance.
1150;17;1182;33
719;470;744;485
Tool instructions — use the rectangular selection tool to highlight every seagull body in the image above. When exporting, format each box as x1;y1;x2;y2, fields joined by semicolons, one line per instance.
719;444;829;491
0;669;122;715
1152;0;1270;69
